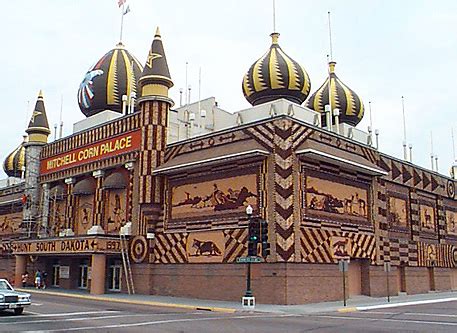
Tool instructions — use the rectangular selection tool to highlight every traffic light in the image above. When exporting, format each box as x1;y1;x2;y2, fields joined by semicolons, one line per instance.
248;240;257;256
248;218;260;243
248;218;260;256
260;219;270;258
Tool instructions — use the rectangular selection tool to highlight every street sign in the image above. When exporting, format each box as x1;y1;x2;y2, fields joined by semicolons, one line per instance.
236;256;262;263
338;260;349;272
384;262;391;272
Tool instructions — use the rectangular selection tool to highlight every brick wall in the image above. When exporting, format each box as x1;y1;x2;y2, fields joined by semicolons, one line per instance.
404;266;430;294
434;268;452;291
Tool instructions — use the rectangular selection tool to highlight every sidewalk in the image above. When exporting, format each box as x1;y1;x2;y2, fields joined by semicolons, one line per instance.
16;287;457;315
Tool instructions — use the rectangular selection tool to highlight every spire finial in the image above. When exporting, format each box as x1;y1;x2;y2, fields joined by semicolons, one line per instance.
270;32;280;44
155;26;161;38
272;0;277;33
328;11;334;62
38;90;43;98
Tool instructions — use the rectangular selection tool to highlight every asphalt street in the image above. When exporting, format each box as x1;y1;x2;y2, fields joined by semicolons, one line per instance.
2;293;457;332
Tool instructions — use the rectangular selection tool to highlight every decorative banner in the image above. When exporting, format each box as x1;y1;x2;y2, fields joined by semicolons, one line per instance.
447;210;457;235
106;190;126;234
388;197;408;227
186;231;225;263
40;130;141;174
420;204;435;231
447;180;455;199
171;174;258;221
417;242;456;267
331;236;352;260
0;213;22;235
129;235;148;263
305;176;368;221
12;237;122;255
75;196;93;235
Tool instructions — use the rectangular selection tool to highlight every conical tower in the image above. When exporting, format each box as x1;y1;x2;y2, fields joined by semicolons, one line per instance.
137;27;174;235
23;91;51;236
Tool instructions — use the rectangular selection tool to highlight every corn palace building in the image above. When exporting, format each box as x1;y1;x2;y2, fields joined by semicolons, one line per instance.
0;27;456;305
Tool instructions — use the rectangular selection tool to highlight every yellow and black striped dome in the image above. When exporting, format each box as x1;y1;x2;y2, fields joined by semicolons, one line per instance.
78;43;143;117
242;33;311;106
3;136;27;178
306;61;364;126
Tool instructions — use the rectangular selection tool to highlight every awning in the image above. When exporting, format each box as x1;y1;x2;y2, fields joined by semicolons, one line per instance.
103;172;127;189
153;140;269;175
296;141;387;176
73;178;95;195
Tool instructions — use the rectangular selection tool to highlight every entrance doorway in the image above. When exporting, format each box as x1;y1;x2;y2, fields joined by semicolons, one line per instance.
348;260;362;297
79;263;89;289
428;267;435;291
108;261;122;292
398;264;406;292
52;264;60;287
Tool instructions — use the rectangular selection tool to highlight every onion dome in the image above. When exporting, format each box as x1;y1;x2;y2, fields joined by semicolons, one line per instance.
306;61;364;127
138;27;173;100
26;91;50;144
3;136;27;178
242;32;311;106
78;43;143;117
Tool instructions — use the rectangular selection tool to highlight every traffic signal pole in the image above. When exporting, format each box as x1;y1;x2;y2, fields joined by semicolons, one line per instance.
245;261;252;297
245;205;254;298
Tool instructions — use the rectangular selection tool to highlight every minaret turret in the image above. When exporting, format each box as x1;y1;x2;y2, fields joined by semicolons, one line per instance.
137;27;174;235
25;90;51;143
23;91;51;236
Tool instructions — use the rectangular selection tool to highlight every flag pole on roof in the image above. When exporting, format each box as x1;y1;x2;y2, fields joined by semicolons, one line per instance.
118;0;130;44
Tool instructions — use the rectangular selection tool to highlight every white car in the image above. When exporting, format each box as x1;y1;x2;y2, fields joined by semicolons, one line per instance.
0;279;31;315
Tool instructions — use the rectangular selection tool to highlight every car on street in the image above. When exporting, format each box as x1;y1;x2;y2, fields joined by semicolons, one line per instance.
0;279;31;315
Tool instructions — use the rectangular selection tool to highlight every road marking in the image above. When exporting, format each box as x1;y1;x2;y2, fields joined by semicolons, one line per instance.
355;297;457;311
0;311;204;326
21;310;121;317
0;314;149;326
31;303;43;306
22;314;299;332
20;289;237;313
314;314;457;327
362;311;457;319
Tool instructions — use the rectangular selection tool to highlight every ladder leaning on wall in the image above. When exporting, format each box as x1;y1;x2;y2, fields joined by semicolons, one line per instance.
120;233;135;294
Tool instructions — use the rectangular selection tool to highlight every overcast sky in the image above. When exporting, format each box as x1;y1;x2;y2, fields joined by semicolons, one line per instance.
1;0;456;179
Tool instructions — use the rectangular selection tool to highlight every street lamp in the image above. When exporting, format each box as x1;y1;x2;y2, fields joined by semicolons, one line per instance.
245;205;253;297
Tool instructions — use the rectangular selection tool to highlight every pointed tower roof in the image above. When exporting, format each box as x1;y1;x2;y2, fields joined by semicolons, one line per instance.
242;32;311;106
139;27;173;93
3;135;27;178
306;61;364;127
25;90;51;144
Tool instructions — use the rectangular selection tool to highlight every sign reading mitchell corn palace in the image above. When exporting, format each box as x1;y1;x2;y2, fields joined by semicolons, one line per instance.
0;25;456;304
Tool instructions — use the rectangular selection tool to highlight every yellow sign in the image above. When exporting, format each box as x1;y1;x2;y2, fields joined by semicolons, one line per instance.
12;237;121;255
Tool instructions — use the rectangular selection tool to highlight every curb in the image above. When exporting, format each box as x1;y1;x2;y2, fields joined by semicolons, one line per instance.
16;288;237;314
337;307;357;313
336;296;457;313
